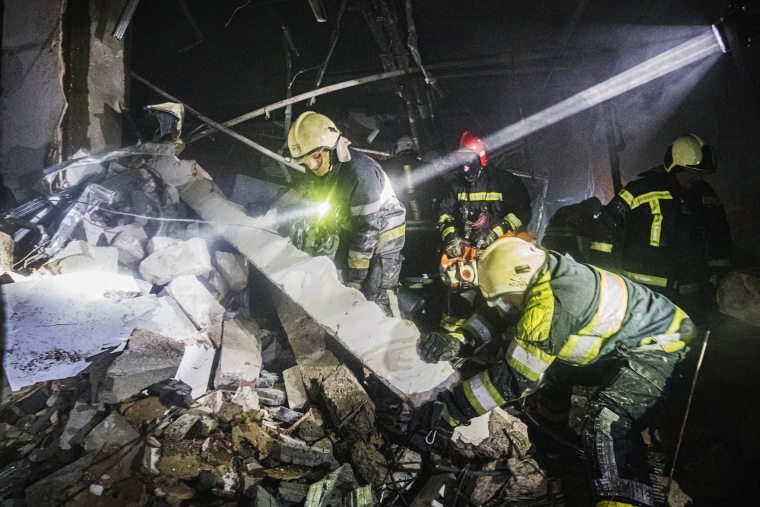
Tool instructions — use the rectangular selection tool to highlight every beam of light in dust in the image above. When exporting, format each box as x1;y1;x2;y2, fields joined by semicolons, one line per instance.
414;28;724;185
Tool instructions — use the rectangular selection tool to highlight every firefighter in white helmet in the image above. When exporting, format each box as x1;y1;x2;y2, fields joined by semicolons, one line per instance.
415;236;696;507
287;111;406;317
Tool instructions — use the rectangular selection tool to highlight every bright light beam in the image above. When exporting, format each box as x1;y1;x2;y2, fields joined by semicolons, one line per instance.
414;29;724;185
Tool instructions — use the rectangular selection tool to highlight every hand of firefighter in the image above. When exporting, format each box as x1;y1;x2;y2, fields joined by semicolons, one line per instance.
482;228;501;248
417;331;462;363
444;235;464;258
408;399;455;454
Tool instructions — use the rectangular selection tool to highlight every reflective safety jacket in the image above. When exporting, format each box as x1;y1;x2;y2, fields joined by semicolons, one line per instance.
439;251;695;427
312;146;406;273
589;169;731;294
438;169;532;245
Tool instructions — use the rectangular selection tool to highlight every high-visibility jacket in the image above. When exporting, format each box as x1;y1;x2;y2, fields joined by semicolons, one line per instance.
438;169;532;245
439;251;695;427
589;169;731;294
311;147;406;275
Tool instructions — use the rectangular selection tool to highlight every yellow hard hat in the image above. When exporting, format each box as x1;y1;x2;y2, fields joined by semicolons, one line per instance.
663;133;716;174
478;237;547;299
288;112;341;161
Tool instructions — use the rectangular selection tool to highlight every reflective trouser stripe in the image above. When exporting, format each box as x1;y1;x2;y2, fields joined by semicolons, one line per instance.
462;370;507;415
441;226;455;240
590;241;613;253
441;404;460;427
347;255;371;269
624;271;668;288
379;223;405;244
492;225;505;237
505;340;554;382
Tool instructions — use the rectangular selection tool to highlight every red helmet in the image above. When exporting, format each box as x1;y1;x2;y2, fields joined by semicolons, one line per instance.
456;131;488;167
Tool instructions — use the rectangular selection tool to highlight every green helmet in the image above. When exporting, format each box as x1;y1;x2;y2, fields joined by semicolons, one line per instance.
663;134;716;174
288;112;341;161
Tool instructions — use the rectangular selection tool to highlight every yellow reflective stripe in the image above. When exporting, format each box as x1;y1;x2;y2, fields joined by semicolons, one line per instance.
505;213;522;230
596;501;637;507
581;269;628;338
619;189;635;207
649;199;663;246
631;191;672;209
441;226;455;239
456;192;503;201
463;371;507;415
493;225;505;237
590;241;613;253
347;257;370;269
439;214;453;224
624;271;668;288
557;269;627;364
441;404;460;427
505;340;554;381
558;334;605;364
378;224;405;244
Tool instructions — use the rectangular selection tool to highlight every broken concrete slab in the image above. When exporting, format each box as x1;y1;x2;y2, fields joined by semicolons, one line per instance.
138;237;212;286
24;454;94;506
283;365;309;410
279;481;310;503
277;438;332;467
451;408;532;461
98;328;185;404
124;295;199;346
163;413;202;441
304;462;357;506
1;272;158;391
253;485;279;507
164;274;225;330
257;387;286;407
179;177;459;406
42;241;119;274
215;319;263;389
717;271;760;327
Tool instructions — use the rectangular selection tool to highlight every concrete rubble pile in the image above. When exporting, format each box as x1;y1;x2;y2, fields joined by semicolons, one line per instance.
0;146;552;506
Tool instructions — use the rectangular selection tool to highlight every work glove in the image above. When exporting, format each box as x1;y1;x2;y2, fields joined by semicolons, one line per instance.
417;331;462;363
444;235;464;258
408;399;455;454
482;229;502;248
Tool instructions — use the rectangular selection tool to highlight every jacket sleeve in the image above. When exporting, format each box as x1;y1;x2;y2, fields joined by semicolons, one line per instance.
440;291;565;427
346;165;387;272
703;190;732;274
589;192;631;270
438;187;459;242
489;172;533;237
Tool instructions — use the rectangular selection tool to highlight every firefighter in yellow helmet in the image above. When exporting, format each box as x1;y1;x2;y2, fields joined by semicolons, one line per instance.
415;236;696;507
589;133;732;322
287;111;406;317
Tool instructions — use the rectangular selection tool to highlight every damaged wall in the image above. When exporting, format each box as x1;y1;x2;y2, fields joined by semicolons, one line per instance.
0;0;125;203
1;0;67;201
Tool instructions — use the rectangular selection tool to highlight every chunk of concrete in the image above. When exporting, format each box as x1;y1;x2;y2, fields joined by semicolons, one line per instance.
42;242;119;274
164;274;225;330
215;319;263;388
24;454;94;506
174;342;216;399
215;251;248;291
82;412;140;453
163;413;202;441
59;401;105;450
256;387;286;407
278;439;332;467
139;237;212;286
283;365;309;410
0;231;14;272
147;236;181;255
98;328;185;404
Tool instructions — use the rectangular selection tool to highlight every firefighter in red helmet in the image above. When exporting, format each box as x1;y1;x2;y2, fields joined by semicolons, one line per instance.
436;131;533;332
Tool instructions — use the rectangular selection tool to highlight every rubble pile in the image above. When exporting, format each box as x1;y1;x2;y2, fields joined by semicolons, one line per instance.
0;147;554;506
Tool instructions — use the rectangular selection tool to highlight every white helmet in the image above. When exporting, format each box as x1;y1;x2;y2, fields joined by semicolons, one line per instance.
394;135;417;156
287;111;341;161
478;237;547;299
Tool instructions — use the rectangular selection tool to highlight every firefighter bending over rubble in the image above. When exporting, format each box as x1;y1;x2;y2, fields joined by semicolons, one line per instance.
414;236;696;507
287;111;406;317
437;131;533;332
